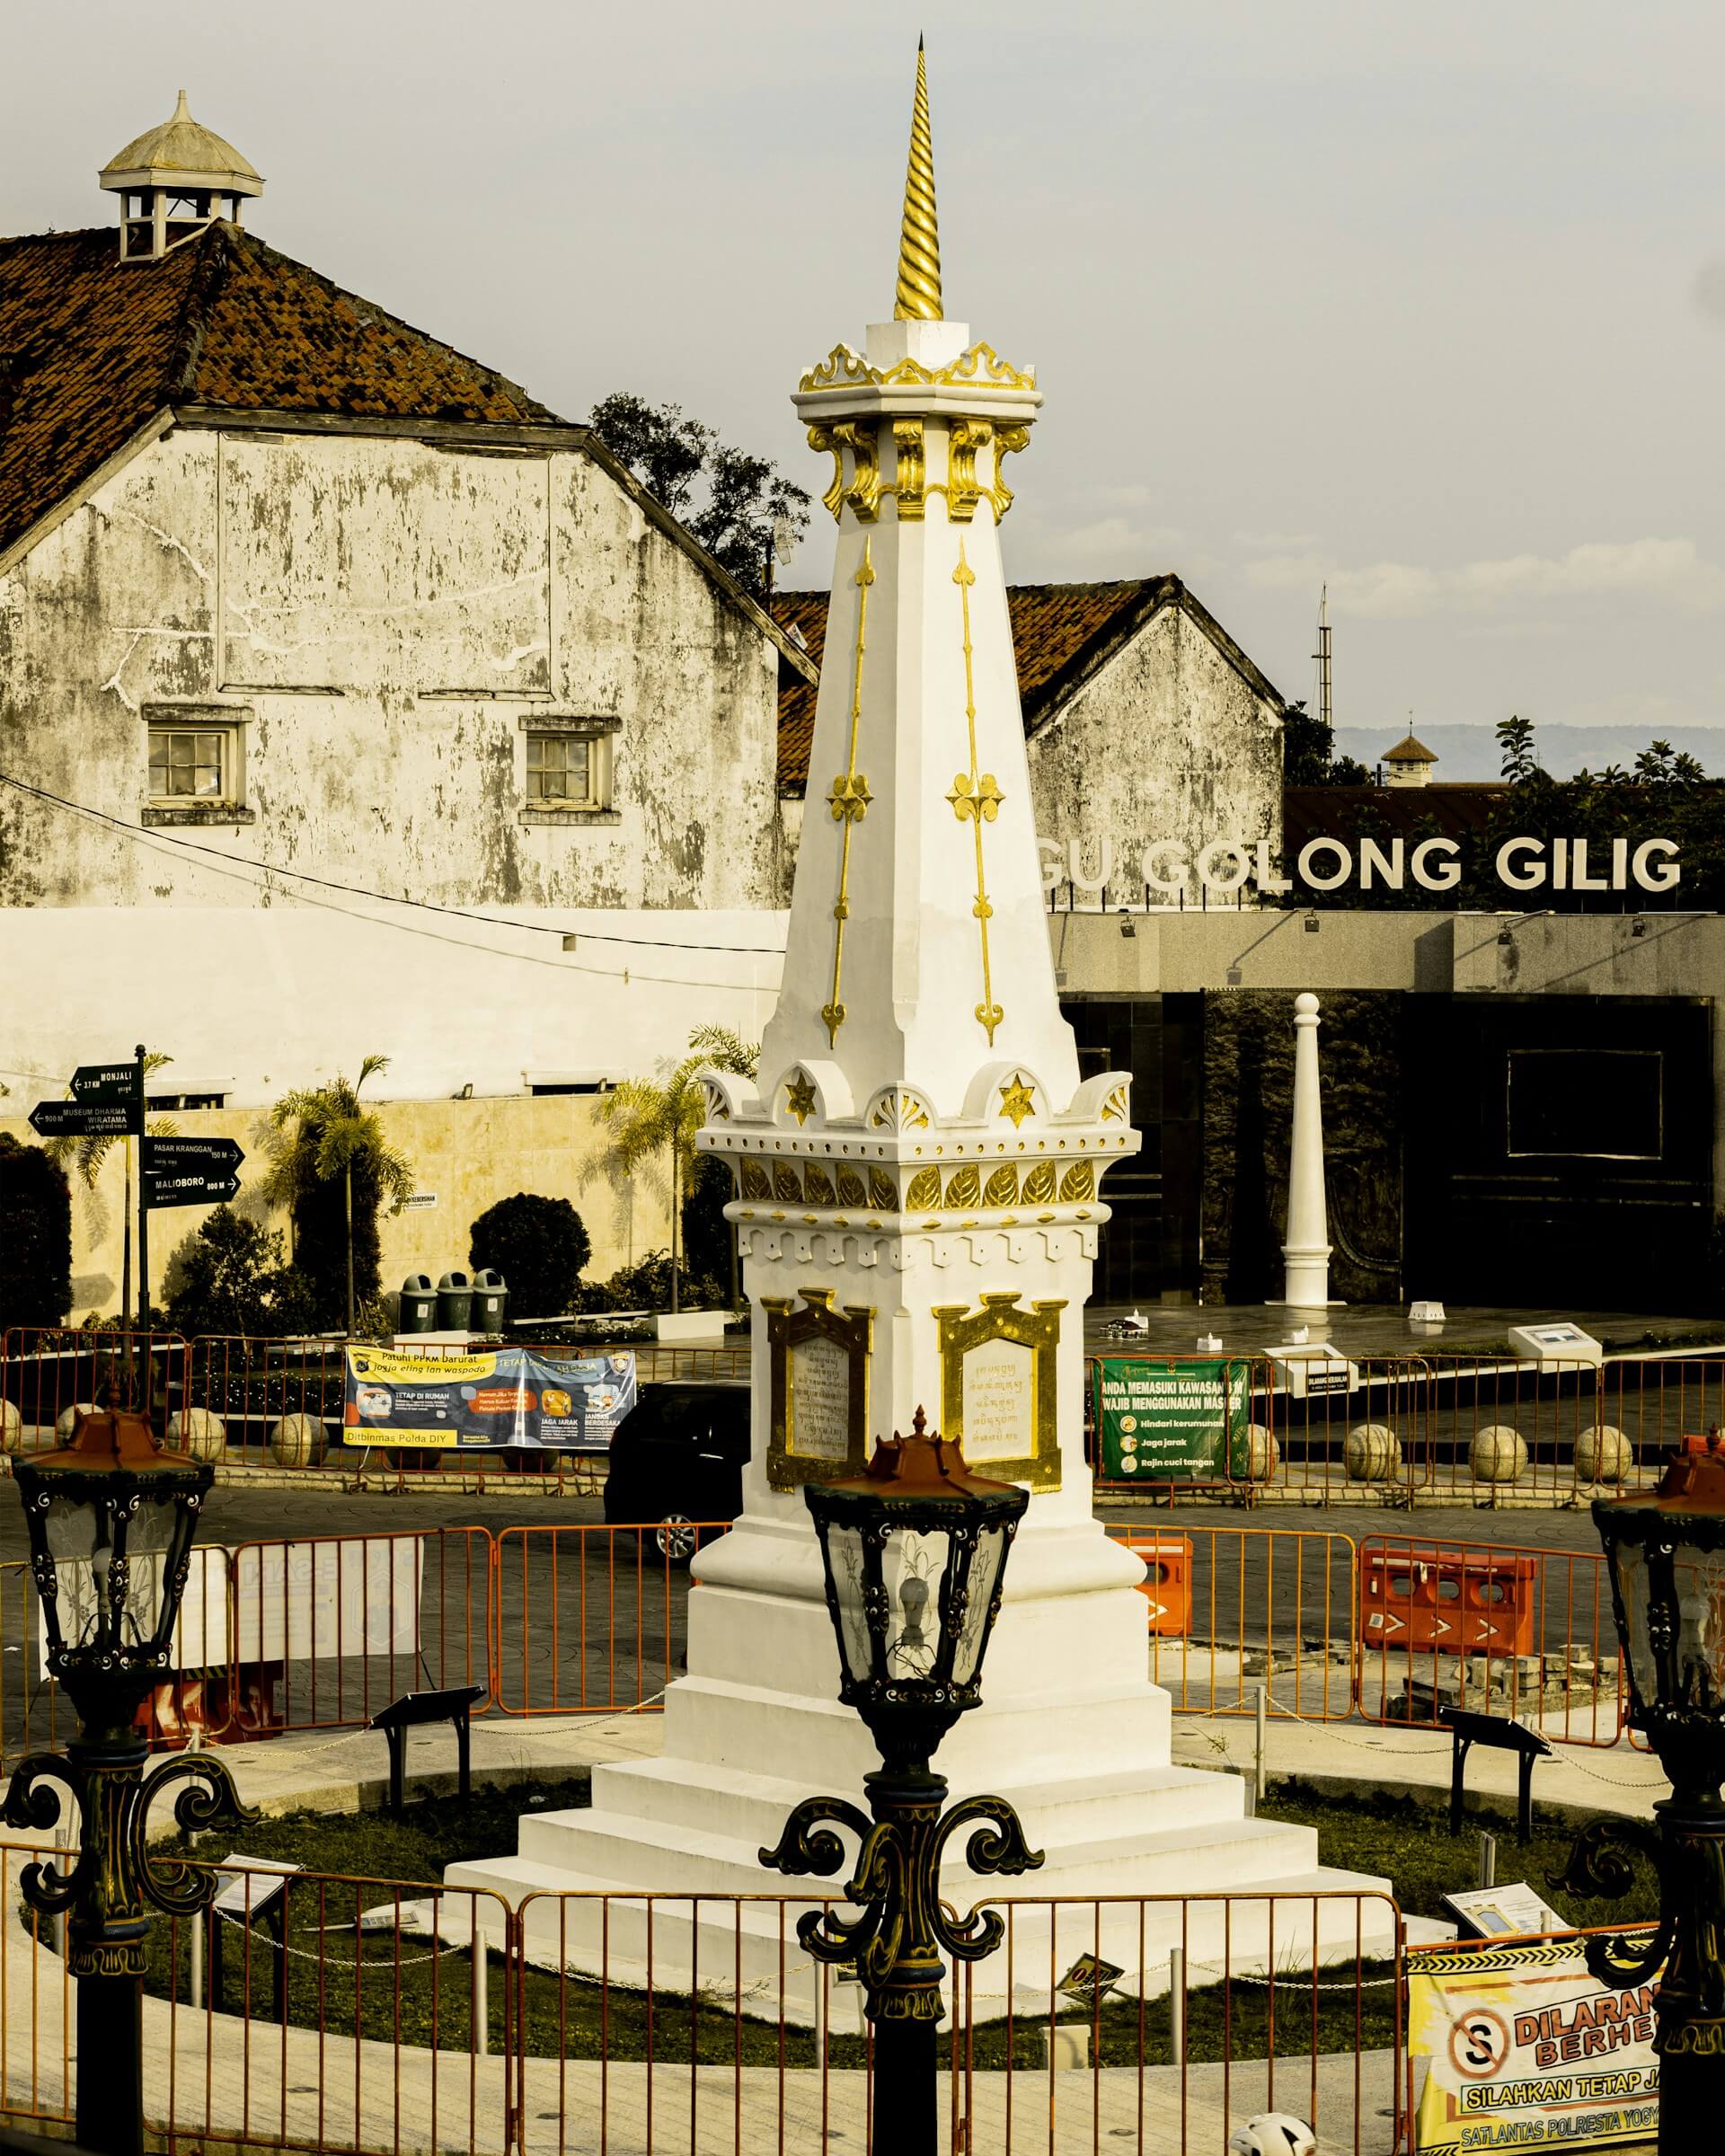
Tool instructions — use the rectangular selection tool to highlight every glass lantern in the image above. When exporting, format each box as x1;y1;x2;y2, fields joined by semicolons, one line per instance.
1594;1431;1725;1799
14;1405;213;1739
805;1410;1029;1768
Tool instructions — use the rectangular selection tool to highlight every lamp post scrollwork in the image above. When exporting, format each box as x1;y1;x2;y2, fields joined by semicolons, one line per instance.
4;1404;256;2156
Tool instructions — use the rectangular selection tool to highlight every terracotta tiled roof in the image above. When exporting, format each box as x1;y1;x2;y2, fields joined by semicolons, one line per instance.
1384;732;1438;764
0;224;559;561
774;576;1283;794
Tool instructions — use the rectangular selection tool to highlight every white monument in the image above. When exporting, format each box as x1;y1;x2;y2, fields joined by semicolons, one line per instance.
1274;993;1340;1308
450;49;1384;2007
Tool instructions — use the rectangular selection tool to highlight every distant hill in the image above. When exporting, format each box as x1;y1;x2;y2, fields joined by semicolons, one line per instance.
1334;724;1722;782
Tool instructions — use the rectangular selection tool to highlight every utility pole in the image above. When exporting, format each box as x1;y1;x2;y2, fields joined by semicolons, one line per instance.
1313;584;1333;738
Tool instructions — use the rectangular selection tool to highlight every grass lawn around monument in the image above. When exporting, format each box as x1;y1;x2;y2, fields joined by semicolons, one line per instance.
127;1770;1660;2066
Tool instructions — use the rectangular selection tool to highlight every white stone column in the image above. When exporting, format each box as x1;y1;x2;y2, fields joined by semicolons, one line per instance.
1277;990;1337;1307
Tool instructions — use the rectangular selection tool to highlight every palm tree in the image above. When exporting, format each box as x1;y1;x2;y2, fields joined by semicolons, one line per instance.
44;1050;176;1323
262;1056;414;1337
596;1025;757;1315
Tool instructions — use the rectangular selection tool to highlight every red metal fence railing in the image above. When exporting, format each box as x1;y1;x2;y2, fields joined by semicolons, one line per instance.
1088;1348;1724;1503
0;1519;1641;1769
1;1328;190;1452
490;1522;731;1717
0;1854;1408;2156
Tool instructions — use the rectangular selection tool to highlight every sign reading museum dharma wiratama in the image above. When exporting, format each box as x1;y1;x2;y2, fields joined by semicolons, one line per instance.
1408;1934;1660;2156
1094;1358;1248;1480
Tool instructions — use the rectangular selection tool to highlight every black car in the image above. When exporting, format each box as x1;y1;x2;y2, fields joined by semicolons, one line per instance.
601;1380;749;1562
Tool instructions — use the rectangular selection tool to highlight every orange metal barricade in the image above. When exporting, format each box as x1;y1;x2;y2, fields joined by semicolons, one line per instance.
1117;1531;1194;1635
1357;1533;1624;1745
1358;1543;1537;1658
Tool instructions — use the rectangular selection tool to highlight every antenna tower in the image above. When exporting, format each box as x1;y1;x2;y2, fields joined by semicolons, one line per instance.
1314;584;1333;737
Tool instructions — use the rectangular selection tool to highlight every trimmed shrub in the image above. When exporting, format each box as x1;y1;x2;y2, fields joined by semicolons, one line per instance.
164;1207;317;1339
469;1194;591;1319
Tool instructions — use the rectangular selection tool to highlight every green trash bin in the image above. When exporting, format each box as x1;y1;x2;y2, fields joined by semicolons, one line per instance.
437;1270;474;1333
471;1269;509;1336
398;1274;438;1333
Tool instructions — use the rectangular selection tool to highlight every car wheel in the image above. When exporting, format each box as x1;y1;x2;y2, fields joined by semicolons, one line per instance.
656;1514;698;1565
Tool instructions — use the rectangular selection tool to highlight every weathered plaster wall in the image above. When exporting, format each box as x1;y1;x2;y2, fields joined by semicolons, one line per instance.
0;424;785;911
1025;605;1283;897
0;1093;669;1322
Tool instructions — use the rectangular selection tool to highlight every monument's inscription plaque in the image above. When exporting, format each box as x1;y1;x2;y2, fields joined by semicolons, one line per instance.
934;1292;1064;1489
765;1289;871;1491
961;1337;1034;1463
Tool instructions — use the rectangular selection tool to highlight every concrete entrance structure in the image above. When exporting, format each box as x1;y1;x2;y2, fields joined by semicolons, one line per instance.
449;47;1386;2008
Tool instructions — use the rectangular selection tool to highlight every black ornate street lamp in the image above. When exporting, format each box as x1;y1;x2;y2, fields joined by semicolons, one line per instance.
760;1409;1042;2156
3;1404;255;2156
1562;1431;1725;2155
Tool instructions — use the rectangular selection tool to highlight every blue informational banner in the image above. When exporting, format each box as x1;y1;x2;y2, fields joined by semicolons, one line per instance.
343;1346;637;1451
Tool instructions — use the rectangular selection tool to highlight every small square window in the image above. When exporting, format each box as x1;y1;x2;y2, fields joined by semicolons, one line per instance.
526;732;606;809
149;726;232;801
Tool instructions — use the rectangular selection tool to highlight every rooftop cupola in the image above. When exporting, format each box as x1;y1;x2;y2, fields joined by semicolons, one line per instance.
99;91;261;262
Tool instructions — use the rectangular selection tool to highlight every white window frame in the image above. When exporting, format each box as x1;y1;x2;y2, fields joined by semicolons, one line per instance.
520;718;617;817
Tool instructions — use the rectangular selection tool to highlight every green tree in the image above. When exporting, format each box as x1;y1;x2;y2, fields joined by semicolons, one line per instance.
0;1134;72;1331
1280;699;1373;787
588;393;811;598
469;1194;592;1319
164;1207;315;1339
262;1057;414;1336
595;1024;758;1314
1497;713;1540;783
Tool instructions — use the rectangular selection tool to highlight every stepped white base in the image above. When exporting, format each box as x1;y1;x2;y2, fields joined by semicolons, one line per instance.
447;1513;1393;2019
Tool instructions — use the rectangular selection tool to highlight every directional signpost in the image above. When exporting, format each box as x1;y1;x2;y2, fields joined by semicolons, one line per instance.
28;1099;135;1139
141;1137;243;1209
29;1051;245;1329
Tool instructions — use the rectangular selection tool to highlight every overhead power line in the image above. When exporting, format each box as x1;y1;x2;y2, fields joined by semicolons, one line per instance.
0;770;788;961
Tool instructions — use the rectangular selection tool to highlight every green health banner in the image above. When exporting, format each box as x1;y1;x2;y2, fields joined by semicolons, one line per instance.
1095;1357;1250;1480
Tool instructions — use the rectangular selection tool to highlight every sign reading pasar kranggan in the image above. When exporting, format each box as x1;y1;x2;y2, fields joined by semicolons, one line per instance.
1041;835;1681;897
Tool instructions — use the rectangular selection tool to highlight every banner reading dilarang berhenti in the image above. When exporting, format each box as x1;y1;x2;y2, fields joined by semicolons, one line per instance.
1409;1933;1661;2155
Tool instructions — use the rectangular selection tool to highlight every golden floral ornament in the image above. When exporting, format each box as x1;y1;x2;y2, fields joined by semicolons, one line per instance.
784;1073;818;1126
1100;1082;1130;1124
942;1162;981;1208
740;1160;773;1201
827;773;871;824
803;1163;836;1206
997;1074;1037;1128
983;1163;1019;1207
867;1086;933;1132
699;1077;731;1123
797;341;1038;396
774;1162;805;1203
905;1167;942;1213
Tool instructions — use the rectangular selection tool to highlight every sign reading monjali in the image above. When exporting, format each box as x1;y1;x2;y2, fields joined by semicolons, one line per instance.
1409;1934;1661;2155
343;1346;636;1450
1095;1357;1248;1480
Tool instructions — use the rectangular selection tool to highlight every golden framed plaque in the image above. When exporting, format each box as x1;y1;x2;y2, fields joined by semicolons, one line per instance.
765;1289;872;1492
933;1291;1064;1490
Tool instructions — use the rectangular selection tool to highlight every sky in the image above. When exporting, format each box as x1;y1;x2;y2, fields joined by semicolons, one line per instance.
5;0;1725;752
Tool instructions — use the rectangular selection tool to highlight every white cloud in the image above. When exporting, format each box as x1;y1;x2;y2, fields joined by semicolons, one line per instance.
1246;539;1725;619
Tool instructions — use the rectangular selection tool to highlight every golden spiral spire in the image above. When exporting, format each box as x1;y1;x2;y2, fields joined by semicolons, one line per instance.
893;38;943;322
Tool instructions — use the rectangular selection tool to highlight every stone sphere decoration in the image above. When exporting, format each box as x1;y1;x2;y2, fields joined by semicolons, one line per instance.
167;1407;226;1462
0;1401;20;1455
1344;1422;1402;1482
1574;1423;1631;1485
1470;1424;1528;1484
54;1402;99;1440
1234;1423;1279;1483
269;1412;326;1469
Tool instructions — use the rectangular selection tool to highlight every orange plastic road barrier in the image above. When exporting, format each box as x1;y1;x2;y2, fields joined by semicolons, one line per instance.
1358;1542;1537;1657
1117;1530;1194;1635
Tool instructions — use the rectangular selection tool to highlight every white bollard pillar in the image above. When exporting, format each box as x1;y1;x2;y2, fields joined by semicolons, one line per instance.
1277;992;1338;1307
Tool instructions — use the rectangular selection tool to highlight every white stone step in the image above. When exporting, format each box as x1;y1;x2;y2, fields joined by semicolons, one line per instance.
662;1674;1172;1789
588;1752;1246;1852
496;1797;1323;1905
